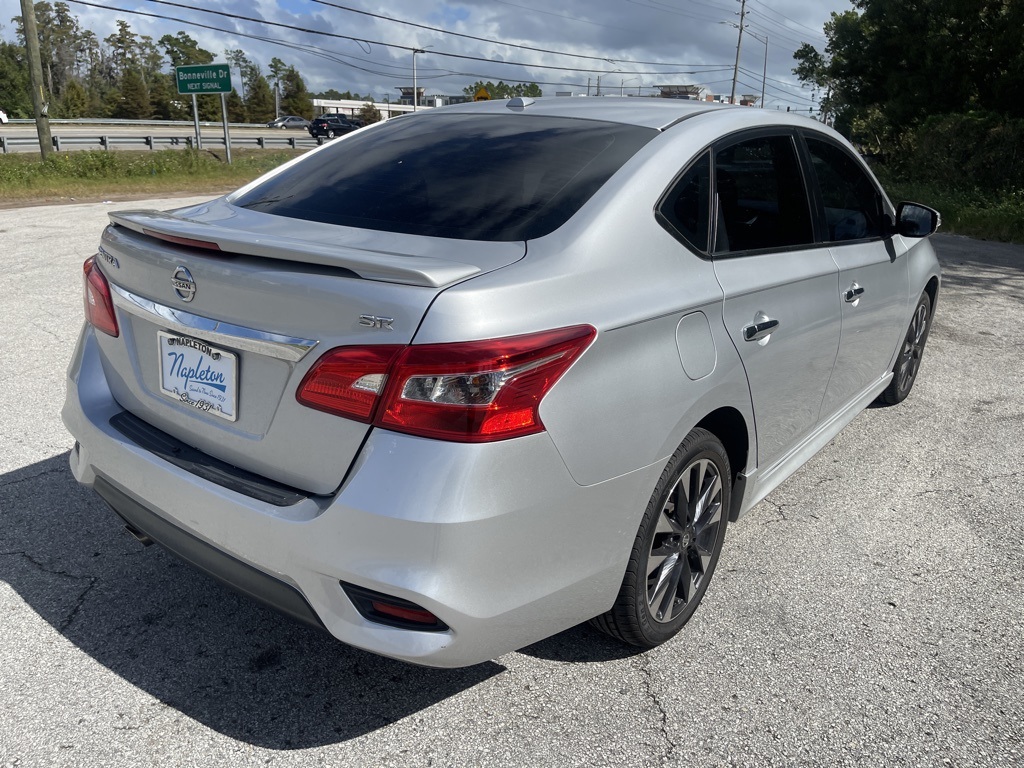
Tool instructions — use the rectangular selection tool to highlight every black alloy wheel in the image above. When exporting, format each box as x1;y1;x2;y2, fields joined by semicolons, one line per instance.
592;428;730;648
878;291;932;405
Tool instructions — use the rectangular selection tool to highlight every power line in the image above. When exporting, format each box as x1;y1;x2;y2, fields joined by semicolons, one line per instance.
621;0;730;26
746;0;828;41
312;0;728;70
65;0;730;95
737;65;810;92
744;10;816;49
134;0;727;77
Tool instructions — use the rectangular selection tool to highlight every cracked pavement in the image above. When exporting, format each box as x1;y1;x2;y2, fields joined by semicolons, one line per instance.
2;199;1023;767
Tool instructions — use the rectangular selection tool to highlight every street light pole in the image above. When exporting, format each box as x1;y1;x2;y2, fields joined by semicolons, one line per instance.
412;48;424;111
747;31;768;108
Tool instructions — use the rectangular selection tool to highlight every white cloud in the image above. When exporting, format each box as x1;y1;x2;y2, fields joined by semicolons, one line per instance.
0;0;850;107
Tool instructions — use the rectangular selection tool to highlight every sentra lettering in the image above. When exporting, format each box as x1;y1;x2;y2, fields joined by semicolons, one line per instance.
167;352;228;392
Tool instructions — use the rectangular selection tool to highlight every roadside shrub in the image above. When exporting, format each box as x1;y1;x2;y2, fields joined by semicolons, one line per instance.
909;112;1024;192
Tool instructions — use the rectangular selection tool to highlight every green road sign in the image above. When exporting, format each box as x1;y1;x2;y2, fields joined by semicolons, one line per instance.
175;64;232;95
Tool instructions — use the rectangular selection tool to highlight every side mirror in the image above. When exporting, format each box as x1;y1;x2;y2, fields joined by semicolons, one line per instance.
895;202;941;238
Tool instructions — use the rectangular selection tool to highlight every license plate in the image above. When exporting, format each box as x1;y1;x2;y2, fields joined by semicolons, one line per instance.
157;331;238;421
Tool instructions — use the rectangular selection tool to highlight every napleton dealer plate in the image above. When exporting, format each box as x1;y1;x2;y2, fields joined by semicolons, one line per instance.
157;331;238;421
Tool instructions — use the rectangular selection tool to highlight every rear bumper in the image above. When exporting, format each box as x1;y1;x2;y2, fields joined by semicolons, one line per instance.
63;325;660;667
92;475;326;632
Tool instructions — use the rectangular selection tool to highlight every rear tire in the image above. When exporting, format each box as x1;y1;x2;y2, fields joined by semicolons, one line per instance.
592;428;730;648
327;129;336;139
877;292;932;405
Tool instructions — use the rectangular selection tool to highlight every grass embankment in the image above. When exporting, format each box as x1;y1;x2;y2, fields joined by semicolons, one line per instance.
0;148;307;207
883;182;1024;243
873;169;1024;244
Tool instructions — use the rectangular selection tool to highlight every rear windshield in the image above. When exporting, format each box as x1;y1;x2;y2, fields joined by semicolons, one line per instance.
233;113;657;241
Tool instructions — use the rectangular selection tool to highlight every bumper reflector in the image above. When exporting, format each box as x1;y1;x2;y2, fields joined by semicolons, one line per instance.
341;582;448;632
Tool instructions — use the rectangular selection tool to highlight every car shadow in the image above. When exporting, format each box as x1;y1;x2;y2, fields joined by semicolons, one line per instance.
0;453;502;749
517;624;648;664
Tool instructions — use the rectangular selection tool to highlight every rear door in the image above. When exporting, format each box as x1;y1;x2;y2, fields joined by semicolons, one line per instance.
800;134;909;417
711;131;841;470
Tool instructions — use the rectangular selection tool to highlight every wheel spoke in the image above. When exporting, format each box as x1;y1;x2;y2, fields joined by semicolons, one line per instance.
913;306;928;344
648;553;678;613
676;552;696;606
654;508;680;536
656;555;685;621
647;540;673;578
694;462;722;524
693;520;720;573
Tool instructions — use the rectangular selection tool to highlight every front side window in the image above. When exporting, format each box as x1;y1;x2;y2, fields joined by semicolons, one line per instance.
804;137;886;242
234;114;656;241
713;135;813;254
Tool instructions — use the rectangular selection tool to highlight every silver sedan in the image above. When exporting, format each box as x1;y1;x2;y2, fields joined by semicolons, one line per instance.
63;97;940;666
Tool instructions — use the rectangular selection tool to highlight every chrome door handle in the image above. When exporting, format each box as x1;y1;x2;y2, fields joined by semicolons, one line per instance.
742;314;780;343
844;283;866;303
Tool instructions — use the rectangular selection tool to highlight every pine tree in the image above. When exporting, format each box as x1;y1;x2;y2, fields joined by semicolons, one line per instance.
246;74;275;123
57;77;88;117
226;89;246;123
115;68;150;118
280;66;312;119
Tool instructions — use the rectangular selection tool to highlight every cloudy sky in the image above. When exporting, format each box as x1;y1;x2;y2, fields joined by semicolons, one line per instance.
1;0;852;110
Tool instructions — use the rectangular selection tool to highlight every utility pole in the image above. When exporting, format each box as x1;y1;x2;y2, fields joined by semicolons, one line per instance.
761;34;768;108
729;0;753;107
19;0;52;158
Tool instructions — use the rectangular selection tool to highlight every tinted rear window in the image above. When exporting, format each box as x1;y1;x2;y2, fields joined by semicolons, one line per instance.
234;113;657;241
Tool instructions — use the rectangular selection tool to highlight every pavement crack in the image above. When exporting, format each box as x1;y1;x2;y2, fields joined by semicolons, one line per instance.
0;466;69;490
637;655;676;763
980;471;1023;485
763;501;788;524
1;550;97;632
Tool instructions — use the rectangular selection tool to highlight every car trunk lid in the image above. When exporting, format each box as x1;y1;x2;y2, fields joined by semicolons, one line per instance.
93;200;525;496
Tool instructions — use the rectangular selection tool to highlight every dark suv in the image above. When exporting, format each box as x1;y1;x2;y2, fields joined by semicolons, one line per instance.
309;114;360;139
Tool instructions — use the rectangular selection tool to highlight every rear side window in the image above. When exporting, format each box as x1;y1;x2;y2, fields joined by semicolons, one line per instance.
234;114;656;241
804;137;886;242
658;151;711;253
713;135;813;254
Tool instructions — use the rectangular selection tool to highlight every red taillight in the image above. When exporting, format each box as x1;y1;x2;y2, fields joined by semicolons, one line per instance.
295;345;404;422
82;256;119;337
296;325;596;442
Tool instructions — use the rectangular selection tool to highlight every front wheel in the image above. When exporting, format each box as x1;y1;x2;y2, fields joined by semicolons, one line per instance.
877;291;932;405
592;428;730;648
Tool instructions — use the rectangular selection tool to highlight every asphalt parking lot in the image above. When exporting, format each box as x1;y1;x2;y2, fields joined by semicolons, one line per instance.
1;198;1022;767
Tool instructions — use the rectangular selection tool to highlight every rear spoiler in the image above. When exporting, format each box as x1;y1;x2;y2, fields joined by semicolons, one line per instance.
108;209;482;288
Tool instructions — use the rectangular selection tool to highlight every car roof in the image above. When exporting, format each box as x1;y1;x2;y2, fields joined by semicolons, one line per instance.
423;96;820;133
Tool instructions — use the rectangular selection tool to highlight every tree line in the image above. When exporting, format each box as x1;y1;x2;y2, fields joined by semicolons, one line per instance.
2;3;545;125
792;0;1023;191
1;3;317;122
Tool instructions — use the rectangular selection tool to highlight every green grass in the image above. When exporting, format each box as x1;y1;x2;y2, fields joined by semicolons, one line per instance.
875;172;1024;243
0;148;306;204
